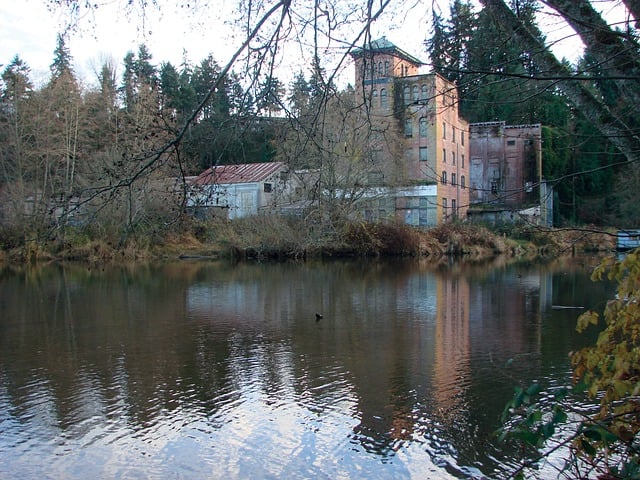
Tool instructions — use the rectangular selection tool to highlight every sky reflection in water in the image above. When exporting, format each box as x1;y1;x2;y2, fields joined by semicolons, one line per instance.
0;256;612;479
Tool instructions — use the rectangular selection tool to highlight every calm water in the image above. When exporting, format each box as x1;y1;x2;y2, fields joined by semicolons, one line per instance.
0;255;614;479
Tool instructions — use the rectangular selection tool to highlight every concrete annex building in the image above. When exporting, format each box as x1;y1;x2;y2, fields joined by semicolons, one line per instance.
350;37;470;226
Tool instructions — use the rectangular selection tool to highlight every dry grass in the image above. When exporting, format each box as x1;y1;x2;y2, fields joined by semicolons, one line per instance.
343;221;422;256
426;223;514;256
0;214;617;265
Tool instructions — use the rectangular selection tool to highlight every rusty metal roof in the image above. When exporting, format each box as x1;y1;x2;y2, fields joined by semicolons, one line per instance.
192;162;286;185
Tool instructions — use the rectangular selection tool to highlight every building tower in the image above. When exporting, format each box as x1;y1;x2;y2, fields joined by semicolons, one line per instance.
350;37;469;225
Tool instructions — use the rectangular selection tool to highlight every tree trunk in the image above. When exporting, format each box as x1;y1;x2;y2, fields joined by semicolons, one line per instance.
545;0;640;106
479;0;640;163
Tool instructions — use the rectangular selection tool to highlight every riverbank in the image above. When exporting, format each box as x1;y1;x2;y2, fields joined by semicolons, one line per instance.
0;216;617;265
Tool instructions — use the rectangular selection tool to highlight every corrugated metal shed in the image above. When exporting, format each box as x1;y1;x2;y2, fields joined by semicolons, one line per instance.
193;162;285;186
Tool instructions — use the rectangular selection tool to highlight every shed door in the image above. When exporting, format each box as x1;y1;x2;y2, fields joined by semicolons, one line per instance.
238;191;256;218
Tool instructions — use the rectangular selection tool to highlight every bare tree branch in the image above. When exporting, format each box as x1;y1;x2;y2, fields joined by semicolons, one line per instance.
480;0;640;163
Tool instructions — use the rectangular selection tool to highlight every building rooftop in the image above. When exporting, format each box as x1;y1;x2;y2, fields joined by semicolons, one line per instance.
193;162;286;185
351;36;424;66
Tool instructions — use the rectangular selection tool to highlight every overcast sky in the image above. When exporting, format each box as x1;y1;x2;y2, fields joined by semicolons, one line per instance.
0;0;243;86
0;1;433;88
0;0;594;90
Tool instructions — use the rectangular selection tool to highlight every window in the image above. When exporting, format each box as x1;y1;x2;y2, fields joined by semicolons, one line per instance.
405;118;413;137
461;131;465;145
419;117;427;137
441;171;447;184
368;171;383;184
507;139;516;146
461;175;466;189
371;89;378;105
264;183;272;193
443;148;446;163
419;146;428;161
452;126;456;143
384;61;389;75
378;61;383;77
443;122;446;139
461;154;465;168
412;85;419;101
491;180;498;195
451;173;456;185
452;199;457;215
380;88;388;107
443;198;447;215
421;84;428;100
452;151;456;165
404;86;411;105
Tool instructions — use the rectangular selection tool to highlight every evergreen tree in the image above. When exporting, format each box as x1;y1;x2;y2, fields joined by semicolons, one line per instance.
177;58;197;119
50;33;74;82
121;51;137;110
135;44;156;85
426;1;475;88
1;55;32;104
0;56;34;189
288;71;310;116
426;11;449;79
257;75;285;116
192;54;224;120
98;59;118;113
159;61;181;111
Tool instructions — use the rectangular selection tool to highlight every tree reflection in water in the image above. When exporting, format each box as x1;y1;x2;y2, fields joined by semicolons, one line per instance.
0;256;611;479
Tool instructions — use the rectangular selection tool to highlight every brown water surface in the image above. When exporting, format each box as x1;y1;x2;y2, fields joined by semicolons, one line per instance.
0;256;613;479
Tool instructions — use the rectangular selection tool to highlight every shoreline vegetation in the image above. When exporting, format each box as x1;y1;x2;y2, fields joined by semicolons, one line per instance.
0;216;616;266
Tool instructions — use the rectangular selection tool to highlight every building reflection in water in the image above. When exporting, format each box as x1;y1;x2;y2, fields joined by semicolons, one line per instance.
0;259;575;478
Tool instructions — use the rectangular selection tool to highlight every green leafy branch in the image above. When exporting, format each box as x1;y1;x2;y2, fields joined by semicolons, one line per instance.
500;250;640;479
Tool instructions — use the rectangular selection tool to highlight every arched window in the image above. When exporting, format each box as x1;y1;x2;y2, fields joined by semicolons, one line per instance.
378;61;383;77
380;88;388;107
403;86;411;105
412;85;419;101
384;61;389;75
421;84;428;100
405;118;413;137
371;89;378;107
419;117;427;137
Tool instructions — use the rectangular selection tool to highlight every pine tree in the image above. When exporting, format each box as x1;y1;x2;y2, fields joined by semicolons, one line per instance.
1;55;32;104
426;11;449;79
288;71;310;116
121;51;137;111
258;75;285;117
50;33;74;82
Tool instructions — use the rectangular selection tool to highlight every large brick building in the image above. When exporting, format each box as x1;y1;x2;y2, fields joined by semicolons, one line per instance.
350;37;470;226
468;122;552;226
